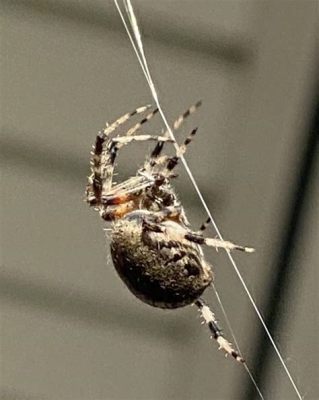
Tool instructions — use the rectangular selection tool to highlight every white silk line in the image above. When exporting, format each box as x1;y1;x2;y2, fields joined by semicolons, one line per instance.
113;1;303;399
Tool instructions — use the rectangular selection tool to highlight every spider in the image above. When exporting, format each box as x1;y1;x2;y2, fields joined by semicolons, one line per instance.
85;102;254;363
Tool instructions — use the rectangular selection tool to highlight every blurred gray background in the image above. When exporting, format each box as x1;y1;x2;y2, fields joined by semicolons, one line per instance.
1;1;318;399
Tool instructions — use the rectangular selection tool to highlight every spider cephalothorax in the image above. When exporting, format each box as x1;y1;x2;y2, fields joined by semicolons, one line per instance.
86;102;254;363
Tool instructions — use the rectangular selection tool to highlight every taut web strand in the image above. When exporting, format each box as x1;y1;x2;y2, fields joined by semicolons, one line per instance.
113;1;303;399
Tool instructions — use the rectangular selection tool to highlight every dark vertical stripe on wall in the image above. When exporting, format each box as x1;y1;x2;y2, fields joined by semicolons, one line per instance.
242;82;319;399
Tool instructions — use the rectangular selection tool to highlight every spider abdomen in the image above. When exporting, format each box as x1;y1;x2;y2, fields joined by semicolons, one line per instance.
110;211;213;309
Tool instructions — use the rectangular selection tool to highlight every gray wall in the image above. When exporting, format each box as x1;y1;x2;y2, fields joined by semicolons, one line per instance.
1;1;318;399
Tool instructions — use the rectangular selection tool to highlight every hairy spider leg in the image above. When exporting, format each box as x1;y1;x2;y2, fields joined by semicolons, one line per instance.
185;231;255;253
144;126;199;181
198;217;211;233
165;127;198;173
103;105;152;137
195;298;245;363
111;134;173;146
125;108;159;137
146;100;202;168
138;208;254;252
173;100;202;131
87;105;152;205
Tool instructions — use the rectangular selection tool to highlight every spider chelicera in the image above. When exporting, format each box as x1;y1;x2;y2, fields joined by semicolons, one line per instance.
85;102;254;363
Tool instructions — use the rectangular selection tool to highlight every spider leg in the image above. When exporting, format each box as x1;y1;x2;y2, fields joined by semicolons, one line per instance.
166;127;198;172
101;108;161;195
86;105;152;205
172;100;202;131
143;126;199;179
184;232;255;253
197;217;211;233
86;114;164;206
104;104;152;137
140;210;253;252
124;108;159;138
112;135;174;146
195;298;245;363
145;100;202;169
